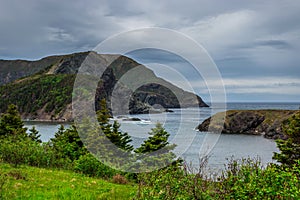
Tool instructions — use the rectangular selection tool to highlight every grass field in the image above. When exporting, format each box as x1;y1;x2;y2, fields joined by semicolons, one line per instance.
0;163;136;199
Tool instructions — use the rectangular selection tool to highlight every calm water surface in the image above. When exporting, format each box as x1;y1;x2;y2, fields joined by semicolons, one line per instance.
24;102;299;172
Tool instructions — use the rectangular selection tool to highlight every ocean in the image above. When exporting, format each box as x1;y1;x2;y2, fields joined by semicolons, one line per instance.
25;102;299;173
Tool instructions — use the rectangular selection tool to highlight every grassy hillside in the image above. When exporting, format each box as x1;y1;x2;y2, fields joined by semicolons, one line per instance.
0;163;135;199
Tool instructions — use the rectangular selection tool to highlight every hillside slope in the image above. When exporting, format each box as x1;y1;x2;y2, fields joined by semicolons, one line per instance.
0;163;135;199
0;51;208;121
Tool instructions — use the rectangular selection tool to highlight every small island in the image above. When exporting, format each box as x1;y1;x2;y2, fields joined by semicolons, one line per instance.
197;110;300;139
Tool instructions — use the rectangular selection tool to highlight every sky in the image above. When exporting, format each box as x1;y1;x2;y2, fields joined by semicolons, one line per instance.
0;0;299;102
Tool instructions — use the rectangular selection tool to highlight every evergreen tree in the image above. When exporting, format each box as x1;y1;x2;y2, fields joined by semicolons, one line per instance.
273;112;300;166
54;124;65;138
0;104;27;136
50;125;86;161
96;99;133;152
134;123;177;170
135;123;176;154
110;121;134;151
97;99;111;127
28;126;42;143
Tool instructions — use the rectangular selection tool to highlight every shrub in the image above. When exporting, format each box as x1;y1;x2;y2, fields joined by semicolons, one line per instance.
112;174;128;184
136;157;300;200
74;153;117;179
0;136;35;167
0;135;72;169
136;162;213;200
274;111;300;166
216;158;300;199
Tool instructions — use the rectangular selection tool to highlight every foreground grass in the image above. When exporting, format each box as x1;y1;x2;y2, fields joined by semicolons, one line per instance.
0;163;136;199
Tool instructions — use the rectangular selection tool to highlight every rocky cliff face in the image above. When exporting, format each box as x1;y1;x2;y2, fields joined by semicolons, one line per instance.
197;110;300;139
0;51;208;121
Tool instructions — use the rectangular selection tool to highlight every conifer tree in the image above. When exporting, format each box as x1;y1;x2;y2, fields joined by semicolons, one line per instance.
135;123;176;154
54;124;65;139
50;125;86;161
0;104;27;136
273;112;300;166
134;123;177;170
110;121;134;151
96;99;133;152
28;126;42;143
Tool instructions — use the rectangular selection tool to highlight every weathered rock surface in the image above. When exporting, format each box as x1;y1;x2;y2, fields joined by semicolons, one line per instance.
197;110;300;139
0;51;208;121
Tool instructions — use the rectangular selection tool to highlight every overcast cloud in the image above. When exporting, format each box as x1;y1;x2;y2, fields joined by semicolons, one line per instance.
0;0;299;102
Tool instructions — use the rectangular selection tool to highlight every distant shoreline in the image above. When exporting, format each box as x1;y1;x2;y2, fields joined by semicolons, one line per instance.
23;119;72;124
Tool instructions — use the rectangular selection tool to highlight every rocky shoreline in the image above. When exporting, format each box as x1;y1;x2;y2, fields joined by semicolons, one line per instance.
197;110;300;139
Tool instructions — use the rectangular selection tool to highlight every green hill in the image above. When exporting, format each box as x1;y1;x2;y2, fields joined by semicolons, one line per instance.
0;51;208;121
0;163;135;199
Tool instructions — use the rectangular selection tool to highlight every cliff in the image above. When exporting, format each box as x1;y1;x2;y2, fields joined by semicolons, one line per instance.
0;51;208;121
197;110;300;139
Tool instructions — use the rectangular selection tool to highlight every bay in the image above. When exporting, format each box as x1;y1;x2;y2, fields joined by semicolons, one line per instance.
24;102;299;172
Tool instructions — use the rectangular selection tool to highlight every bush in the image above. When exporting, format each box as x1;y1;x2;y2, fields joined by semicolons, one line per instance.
136;157;300;200
74;153;117;179
0;135;72;169
112;174;128;184
274;111;300;166
136;162;213;199
216;158;300;199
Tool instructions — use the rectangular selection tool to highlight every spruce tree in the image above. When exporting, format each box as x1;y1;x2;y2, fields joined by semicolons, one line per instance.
110;121;134;151
28;126;42;143
97;99;111;127
50;125;86;161
0;104;27;136
135;123;176;154
134;123;177;170
96;99;133;152
273;112;300;166
54;124;65;139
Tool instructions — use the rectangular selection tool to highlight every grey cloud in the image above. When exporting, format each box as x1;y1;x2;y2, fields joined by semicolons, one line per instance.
255;40;292;49
234;40;292;50
0;0;300;101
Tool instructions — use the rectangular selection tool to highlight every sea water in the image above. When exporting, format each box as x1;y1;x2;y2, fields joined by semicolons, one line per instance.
25;102;299;173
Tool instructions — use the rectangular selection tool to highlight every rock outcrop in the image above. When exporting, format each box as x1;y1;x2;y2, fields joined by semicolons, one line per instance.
0;51;208;121
197;110;300;139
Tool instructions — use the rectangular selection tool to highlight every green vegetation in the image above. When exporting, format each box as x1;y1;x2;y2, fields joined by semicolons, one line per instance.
136;158;300;199
0;104;27;136
0;163;135;199
0;104;300;199
0;51;208;122
28;126;42;143
97;99;134;152
274;111;300;166
135;123;175;154
0;74;75;116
